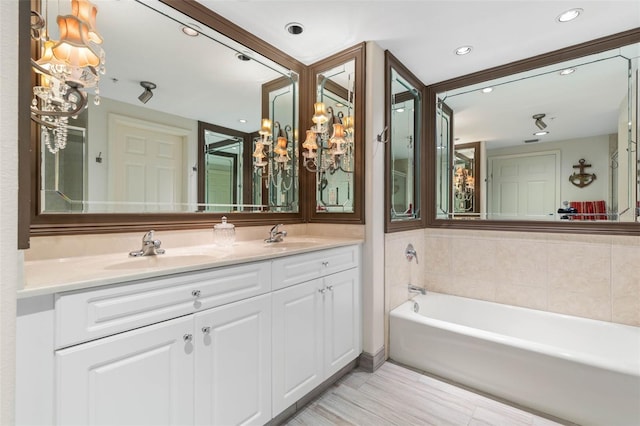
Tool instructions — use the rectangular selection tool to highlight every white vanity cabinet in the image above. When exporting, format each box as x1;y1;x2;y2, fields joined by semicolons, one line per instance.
56;315;195;426
17;243;361;426
271;246;361;416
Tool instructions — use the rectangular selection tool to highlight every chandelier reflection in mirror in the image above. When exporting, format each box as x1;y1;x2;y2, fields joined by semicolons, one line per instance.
453;165;475;212
302;78;355;175
30;0;106;154
253;118;294;197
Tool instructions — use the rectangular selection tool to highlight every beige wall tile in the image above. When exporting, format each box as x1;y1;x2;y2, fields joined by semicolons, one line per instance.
495;284;547;311
494;239;547;287
611;244;640;326
547;243;610;298
548;289;612;321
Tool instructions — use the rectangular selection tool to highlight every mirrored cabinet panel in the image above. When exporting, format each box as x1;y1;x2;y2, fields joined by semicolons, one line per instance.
385;52;425;232
307;44;365;224
431;33;640;232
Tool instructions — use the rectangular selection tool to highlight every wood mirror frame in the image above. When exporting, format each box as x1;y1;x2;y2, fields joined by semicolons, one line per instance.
306;43;366;225
426;28;640;236
385;51;427;232
19;0;308;247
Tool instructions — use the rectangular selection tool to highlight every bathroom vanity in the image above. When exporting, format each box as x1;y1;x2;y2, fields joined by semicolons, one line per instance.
16;238;362;426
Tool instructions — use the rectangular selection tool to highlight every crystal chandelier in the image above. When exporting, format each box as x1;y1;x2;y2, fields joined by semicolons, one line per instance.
302;102;354;174
253;118;294;192
30;0;106;154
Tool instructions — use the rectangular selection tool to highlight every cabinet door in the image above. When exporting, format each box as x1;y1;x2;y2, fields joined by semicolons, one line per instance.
324;268;360;377
195;294;271;426
56;316;194;426
271;280;324;416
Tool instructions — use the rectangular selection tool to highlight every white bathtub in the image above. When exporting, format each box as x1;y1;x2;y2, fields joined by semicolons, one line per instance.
389;292;640;426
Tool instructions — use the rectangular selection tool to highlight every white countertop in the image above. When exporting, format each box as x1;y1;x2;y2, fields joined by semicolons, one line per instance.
20;236;363;298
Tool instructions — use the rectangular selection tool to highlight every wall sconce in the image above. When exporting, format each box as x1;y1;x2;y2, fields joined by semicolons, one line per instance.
30;0;106;154
302;102;354;174
253;119;293;190
138;81;156;104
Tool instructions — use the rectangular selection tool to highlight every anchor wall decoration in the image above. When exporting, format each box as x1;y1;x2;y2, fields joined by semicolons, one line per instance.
569;158;596;188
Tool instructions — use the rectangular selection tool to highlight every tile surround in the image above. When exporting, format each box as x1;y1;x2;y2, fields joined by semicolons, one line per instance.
384;228;640;329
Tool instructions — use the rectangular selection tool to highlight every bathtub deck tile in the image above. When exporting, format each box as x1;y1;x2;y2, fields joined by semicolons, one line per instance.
283;362;567;426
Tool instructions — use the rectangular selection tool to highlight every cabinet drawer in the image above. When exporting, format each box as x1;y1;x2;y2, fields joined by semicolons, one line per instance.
56;261;271;348
271;245;359;291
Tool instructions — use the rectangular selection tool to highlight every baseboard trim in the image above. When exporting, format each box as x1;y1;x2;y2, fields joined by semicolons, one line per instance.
358;346;385;372
270;358;358;425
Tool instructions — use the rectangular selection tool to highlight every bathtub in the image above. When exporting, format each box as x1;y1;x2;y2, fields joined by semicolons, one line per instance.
389;292;640;426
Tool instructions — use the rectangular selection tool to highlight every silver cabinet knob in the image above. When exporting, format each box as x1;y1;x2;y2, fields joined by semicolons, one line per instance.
318;288;326;294
201;326;211;334
191;290;201;298
183;334;193;343
322;261;329;267
326;285;334;291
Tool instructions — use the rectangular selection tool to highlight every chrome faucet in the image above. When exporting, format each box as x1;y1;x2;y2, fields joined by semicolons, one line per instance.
265;224;287;243
129;230;166;257
408;284;426;295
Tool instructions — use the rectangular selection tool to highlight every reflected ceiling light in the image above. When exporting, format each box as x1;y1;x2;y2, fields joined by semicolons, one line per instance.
559;68;576;75
181;24;200;37
285;22;304;35
395;108;405;113
481;87;493;93
238;119;247;123
454;45;473;55
138;81;156;104
534;131;549;136
557;8;583;22
533;113;547;130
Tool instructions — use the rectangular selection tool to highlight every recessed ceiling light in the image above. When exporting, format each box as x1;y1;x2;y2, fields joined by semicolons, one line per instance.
534;131;549;136
285;22;304;35
481;87;493;93
181;24;200;37
235;52;251;61
395;108;405;113
559;68;576;76
557;8;583;23
238;119;247;123
454;46;473;56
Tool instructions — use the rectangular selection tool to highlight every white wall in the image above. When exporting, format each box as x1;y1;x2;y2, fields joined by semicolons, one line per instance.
362;41;386;359
0;1;19;423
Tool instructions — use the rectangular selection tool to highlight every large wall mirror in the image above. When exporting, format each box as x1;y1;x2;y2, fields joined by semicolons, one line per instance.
428;29;640;235
306;44;365;224
385;51;426;232
27;0;304;236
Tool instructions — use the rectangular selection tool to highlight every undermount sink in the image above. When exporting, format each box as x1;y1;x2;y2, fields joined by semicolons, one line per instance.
263;240;320;250
104;254;218;270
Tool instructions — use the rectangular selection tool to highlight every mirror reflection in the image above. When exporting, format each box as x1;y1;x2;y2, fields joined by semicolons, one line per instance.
304;60;356;213
436;43;639;222
390;68;421;220
35;0;299;214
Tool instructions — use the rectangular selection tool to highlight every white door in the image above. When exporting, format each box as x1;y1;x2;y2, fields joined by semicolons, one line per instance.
489;152;559;220
195;294;272;426
109;115;188;212
56;316;194;426
323;268;360;378
271;280;324;416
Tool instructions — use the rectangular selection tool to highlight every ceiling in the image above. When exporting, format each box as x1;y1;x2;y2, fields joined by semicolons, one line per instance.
197;1;640;86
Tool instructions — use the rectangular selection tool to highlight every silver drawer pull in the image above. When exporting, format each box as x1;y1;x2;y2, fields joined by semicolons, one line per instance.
201;326;211;334
326;285;334;291
183;334;193;343
318;288;326;294
191;290;201;298
322;261;329;267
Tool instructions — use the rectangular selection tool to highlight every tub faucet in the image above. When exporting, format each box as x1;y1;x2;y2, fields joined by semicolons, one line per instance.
408;284;426;295
129;230;166;257
265;224;287;243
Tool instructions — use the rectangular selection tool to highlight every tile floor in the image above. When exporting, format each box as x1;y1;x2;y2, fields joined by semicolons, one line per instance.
283;362;568;426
